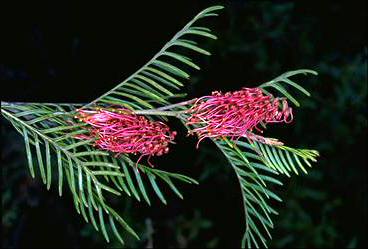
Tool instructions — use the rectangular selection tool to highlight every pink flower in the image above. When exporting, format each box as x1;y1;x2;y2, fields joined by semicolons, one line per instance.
185;87;293;147
73;108;176;167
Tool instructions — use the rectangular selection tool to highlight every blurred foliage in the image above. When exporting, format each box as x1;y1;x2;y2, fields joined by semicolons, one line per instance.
2;1;366;248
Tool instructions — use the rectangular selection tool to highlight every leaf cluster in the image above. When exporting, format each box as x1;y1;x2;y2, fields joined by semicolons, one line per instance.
1;5;320;248
1;6;222;245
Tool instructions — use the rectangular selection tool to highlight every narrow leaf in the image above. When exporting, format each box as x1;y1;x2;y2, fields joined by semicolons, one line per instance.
98;205;110;243
88;198;99;231
45;141;52;189
173;40;211;55
34;134;46;184
152;60;190;79
87;174;98;210
133;169;151;205
22;126;35;178
148;174;167;205
57;149;63;196
144;67;183;86
109;215;125;245
184;29;217;39
135;74;175;95
121;161;140;201
161;51;201;70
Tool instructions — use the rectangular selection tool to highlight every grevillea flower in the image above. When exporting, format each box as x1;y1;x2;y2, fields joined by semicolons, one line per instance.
73;108;177;167
185;87;293;147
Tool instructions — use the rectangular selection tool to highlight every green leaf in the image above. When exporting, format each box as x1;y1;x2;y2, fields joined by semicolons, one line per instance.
258;69;318;108
103;94;153;109
111;157;131;197
161;51;201;70
34;134;46;184
133;169;151;205
98;205;110;243
83;162;120;169
41;123;87;134
79;191;89;223
1;4;226;246
67;156;76;196
215;138;277;248
87;174;98;211
144;67;183;86
135;74;175;96
140;70;181;90
156;174;183;199
268;83;300;107
105;206;140;240
92;171;125;177
22;126;35;178
88;198;99;231
152;60;190;79
63;138;96;151
280;78;311;96
261;143;319;176
109;215;125;245
184;28;218;39
119;82;169;102
172;40;211;55
81;5;223;109
45;141;52;189
57;148;63;196
120;160;141;201
73;151;110;158
148;174;167;205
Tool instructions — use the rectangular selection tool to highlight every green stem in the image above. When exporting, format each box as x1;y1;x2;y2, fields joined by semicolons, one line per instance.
155;98;197;111
1;98;195;120
1;101;84;107
132;98;197;119
244;133;284;146
133;110;184;119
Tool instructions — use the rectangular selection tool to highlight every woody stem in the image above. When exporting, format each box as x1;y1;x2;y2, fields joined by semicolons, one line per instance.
155;98;197;111
133;110;185;119
132;98;197;119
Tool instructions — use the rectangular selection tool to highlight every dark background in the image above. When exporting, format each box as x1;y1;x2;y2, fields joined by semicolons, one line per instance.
1;1;367;248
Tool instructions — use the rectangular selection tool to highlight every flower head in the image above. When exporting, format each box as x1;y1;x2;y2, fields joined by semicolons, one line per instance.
73;108;176;167
185;87;292;146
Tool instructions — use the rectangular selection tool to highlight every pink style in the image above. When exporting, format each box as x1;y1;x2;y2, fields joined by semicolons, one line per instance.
185;87;293;146
73;108;177;167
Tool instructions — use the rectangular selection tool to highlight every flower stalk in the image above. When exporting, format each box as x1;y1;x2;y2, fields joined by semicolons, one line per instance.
183;87;293;147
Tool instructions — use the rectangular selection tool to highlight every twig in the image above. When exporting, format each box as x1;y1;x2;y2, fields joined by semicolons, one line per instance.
155;98;197;111
133;110;185;119
1;101;84;107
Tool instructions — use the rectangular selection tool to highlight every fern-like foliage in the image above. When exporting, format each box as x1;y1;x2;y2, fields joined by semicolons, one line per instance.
2;4;320;248
1;102;197;244
207;70;319;248
82;5;224;111
215;137;282;248
1;5;222;245
215;136;319;248
258;69;318;107
236;140;320;177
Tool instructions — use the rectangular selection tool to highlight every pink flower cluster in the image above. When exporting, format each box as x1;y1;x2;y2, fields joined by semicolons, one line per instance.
73;108;176;167
185;87;293;146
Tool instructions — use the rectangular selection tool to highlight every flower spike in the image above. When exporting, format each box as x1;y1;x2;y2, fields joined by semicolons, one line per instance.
185;87;293;147
73;108;177;168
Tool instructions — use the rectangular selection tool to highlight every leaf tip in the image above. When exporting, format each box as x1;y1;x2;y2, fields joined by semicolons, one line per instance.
309;70;318;75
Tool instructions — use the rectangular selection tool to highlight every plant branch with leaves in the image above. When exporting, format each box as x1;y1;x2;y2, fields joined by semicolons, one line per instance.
1;5;319;248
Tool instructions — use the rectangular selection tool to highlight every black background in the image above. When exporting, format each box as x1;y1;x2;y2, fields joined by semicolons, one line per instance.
1;0;367;248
